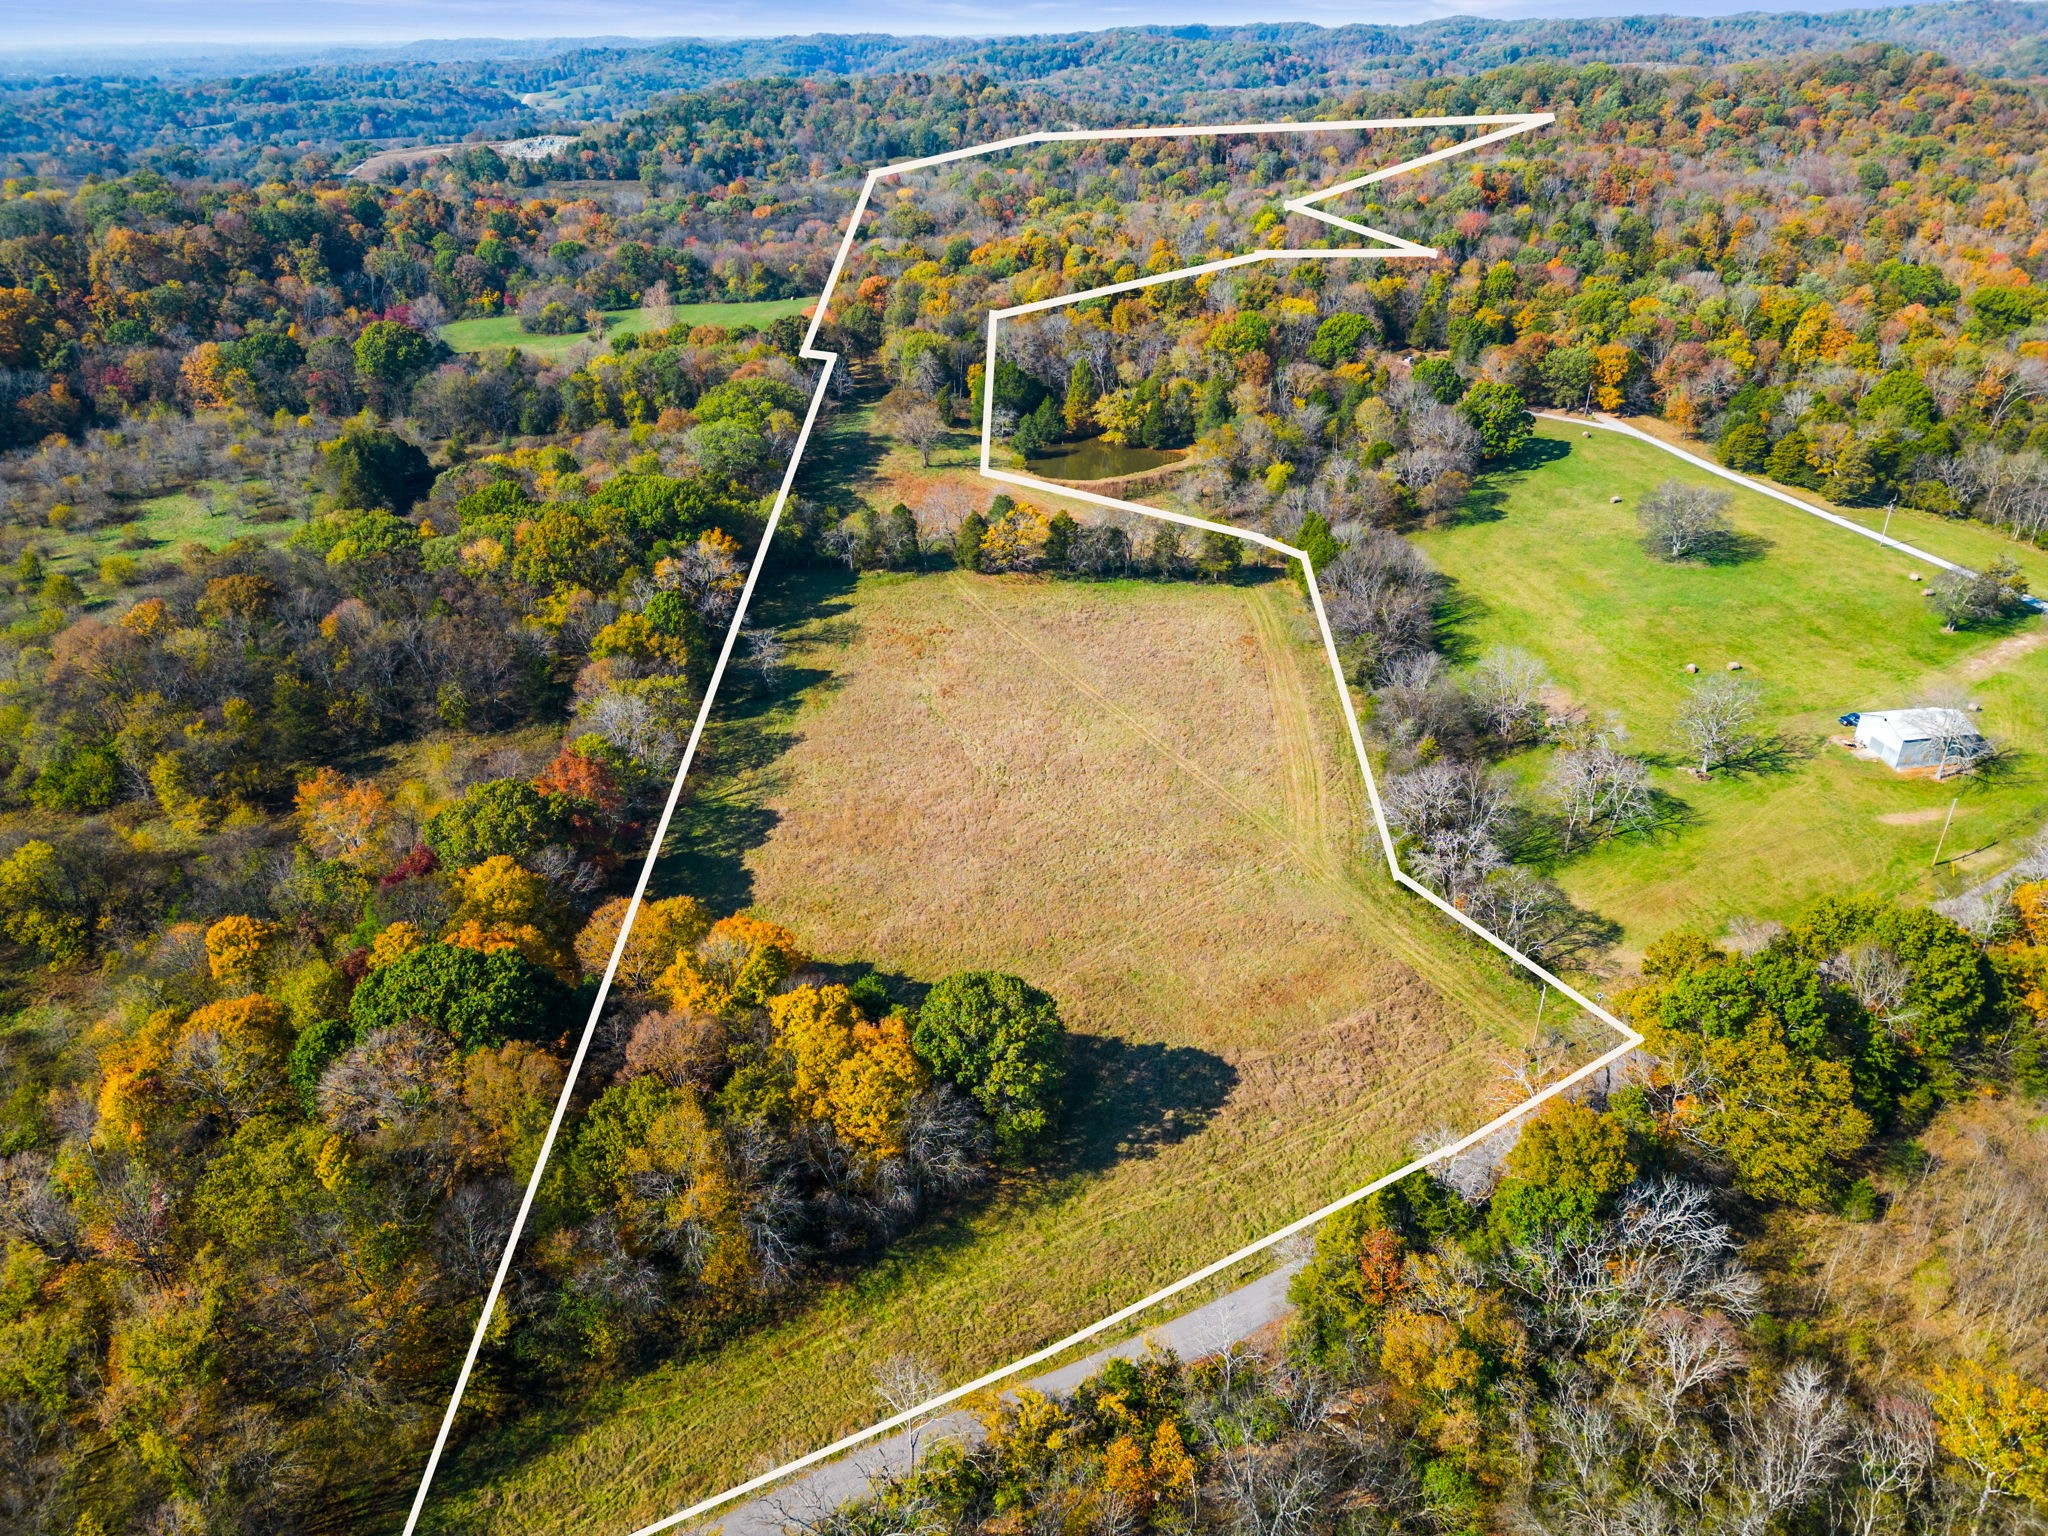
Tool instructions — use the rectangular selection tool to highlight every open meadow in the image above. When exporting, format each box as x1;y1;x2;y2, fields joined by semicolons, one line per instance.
438;297;810;360
1412;422;2048;956
425;558;1608;1534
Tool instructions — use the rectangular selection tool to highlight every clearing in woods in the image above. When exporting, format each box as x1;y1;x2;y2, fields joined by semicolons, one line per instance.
1412;421;2048;956
423;559;1603;1535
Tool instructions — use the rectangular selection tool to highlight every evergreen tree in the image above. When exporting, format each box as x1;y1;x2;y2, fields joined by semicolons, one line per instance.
1718;418;1770;473
1766;428;1823;489
1045;511;1076;570
954;511;988;572
1197;529;1242;581
1294;510;1342;581
1062;358;1098;437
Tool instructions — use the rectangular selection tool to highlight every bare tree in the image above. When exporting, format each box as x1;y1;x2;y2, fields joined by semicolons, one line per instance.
1548;735;1655;849
1726;1361;1849;1536
1925;557;2030;633
1467;645;1551;745
1383;759;1513;846
1638;480;1735;561
741;625;786;682
1821;942;1918;1035
1637;1309;1747;1452
879;387;948;467
1468;866;1595;962
873;1353;945;1419
640;279;675;334
1675;675;1763;775
1835;1394;1936;1536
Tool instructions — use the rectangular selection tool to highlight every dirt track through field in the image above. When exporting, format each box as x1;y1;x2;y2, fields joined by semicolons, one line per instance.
1246;583;1335;864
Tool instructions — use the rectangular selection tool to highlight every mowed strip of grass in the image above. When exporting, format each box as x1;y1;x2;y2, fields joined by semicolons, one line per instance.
438;297;810;360
427;568;1597;1535
1412;423;2048;956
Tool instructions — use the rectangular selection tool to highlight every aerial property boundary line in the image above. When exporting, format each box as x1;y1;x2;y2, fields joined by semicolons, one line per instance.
399;110;1645;1536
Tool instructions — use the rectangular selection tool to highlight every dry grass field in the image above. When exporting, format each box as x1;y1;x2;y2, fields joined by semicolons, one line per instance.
426;563;1612;1535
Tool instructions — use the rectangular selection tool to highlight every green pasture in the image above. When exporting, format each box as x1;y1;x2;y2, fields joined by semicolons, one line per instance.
1411;422;2048;955
438;297;810;360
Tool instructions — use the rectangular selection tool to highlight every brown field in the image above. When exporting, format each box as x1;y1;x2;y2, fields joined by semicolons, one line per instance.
428;564;1610;1535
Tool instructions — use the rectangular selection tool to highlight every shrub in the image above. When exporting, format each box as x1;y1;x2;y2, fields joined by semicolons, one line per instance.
30;741;122;813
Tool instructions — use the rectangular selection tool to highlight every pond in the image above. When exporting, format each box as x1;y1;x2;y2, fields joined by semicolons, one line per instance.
1023;436;1186;481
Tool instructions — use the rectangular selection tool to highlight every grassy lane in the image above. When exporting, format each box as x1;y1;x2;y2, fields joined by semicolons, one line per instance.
1413;422;2048;955
425;567;1597;1535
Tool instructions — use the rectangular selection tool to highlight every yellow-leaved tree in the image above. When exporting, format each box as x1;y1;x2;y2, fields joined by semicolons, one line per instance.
204;915;279;989
442;854;577;981
575;893;711;988
98;995;295;1139
769;986;929;1157
659;915;804;1014
1933;1361;2048;1517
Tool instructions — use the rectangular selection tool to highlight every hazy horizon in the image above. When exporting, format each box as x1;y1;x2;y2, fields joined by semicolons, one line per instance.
1;0;1927;56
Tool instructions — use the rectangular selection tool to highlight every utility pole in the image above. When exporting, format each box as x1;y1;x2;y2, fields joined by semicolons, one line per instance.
1882;499;1896;539
1931;793;1960;867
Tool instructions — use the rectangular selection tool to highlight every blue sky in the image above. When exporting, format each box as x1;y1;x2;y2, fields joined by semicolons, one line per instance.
5;0;1901;52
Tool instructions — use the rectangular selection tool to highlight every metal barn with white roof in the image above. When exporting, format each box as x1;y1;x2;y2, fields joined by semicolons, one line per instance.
1851;708;1986;772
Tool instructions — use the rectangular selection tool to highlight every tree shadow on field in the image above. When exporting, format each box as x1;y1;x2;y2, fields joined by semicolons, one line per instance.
1432;576;1490;666
649;562;859;909
1453;435;1571;528
1508;435;1571;474
1052;1034;1239;1176
1714;729;1813;779
1450;482;1510;526
1686;528;1773;567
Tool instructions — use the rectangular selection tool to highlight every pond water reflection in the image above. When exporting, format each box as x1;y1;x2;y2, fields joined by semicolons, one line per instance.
1023;437;1186;481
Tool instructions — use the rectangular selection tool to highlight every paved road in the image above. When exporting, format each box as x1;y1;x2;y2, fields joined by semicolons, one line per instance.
700;1048;1638;1536
709;1258;1307;1536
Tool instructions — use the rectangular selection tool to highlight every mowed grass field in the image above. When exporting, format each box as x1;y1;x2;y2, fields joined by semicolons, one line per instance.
1412;422;2048;955
426;566;1606;1534
438;297;810;360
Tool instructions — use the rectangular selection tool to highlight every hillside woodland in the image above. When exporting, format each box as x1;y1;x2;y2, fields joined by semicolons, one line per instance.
0;28;2046;1536
13;4;2048;176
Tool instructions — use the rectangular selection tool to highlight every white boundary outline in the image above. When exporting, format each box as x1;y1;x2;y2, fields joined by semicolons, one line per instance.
398;113;1649;1536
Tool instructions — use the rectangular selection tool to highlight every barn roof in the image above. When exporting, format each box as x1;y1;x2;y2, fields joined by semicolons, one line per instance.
1856;707;1983;745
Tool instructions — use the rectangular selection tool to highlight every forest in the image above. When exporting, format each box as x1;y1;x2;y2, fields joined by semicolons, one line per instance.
0;17;2046;1535
13;4;2048;178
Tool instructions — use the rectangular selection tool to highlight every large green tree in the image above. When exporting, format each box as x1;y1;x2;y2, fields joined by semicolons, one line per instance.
913;971;1065;1159
349;942;567;1050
